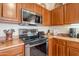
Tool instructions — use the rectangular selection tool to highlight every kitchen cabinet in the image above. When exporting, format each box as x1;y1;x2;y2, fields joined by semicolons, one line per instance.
0;45;24;56
22;3;34;11
21;3;51;26
0;3;22;23
48;37;67;56
3;3;17;20
34;4;42;15
67;41;79;56
16;3;22;23
64;3;79;24
0;3;2;17
58;39;66;56
0;39;24;56
48;38;53;56
54;38;66;56
51;5;64;25
67;47;79;56
48;35;79;56
42;7;51;26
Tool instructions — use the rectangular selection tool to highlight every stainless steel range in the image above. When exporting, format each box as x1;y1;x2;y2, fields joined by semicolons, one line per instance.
19;29;47;56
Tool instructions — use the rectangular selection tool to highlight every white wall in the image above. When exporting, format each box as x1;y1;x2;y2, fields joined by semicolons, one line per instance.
1;22;79;37
51;24;79;35
0;23;50;37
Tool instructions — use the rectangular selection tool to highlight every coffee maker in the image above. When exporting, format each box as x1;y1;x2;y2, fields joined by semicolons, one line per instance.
69;28;77;38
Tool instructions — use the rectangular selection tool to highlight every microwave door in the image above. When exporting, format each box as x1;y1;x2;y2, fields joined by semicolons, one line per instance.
35;15;41;23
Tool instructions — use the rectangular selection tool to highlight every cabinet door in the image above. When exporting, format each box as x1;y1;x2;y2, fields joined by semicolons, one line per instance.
58;45;66;56
52;5;64;25
68;47;79;56
48;38;53;56
64;3;79;24
0;3;2;17
0;44;24;56
55;43;59;56
42;7;51;26
34;4;42;15
3;3;17;20
16;3;22;23
53;39;59;56
22;3;34;11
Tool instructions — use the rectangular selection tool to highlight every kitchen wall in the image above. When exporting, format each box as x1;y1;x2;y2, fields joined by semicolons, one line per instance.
51;24;79;35
0;23;50;37
1;22;79;37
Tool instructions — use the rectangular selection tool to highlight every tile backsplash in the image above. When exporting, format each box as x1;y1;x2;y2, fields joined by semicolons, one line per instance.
0;23;50;37
52;24;79;35
1;22;79;37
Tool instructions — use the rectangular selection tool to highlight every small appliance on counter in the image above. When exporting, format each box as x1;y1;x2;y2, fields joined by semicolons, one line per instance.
69;28;77;38
77;33;79;38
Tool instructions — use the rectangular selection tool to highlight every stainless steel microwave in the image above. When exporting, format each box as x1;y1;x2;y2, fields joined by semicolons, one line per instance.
20;9;42;26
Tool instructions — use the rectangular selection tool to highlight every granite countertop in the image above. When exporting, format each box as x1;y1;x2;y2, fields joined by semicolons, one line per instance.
48;35;79;43
0;37;24;51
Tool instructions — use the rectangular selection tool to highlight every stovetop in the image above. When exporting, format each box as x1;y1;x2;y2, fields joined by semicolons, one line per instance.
19;35;47;45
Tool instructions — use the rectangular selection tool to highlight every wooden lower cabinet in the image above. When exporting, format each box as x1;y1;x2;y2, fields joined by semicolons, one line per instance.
48;38;53;56
54;39;66;56
48;38;66;56
67;41;79;56
67;47;79;56
58;45;66;56
0;44;24;56
48;37;79;56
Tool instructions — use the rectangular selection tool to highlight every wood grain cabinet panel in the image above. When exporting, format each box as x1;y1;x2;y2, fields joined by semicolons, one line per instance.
58;45;66;56
41;7;51;26
16;3;22;23
48;38;67;56
48;38;53;56
51;5;64;25
0;3;21;23
54;39;66;56
64;3;79;24
0;45;24;56
67;47;79;56
3;3;17;20
34;4;42;15
67;41;79;56
22;3;34;11
48;36;79;56
0;3;2;17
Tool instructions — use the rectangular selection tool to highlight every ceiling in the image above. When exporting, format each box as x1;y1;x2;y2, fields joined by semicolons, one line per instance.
37;3;64;10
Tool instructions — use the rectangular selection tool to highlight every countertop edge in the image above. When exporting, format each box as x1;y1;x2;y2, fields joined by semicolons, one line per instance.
0;43;24;51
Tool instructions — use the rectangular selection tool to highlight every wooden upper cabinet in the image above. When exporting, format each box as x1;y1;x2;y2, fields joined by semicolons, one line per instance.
34;4;42;15
0;3;2;17
16;3;22;23
22;3;34;11
42;7;51;26
64;4;79;24
52;5;64;25
3;3;17;20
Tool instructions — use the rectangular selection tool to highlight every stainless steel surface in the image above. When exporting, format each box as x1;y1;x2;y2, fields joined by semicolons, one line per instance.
20;9;42;26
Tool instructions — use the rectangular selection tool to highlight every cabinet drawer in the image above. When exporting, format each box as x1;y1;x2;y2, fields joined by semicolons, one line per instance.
58;39;66;45
0;45;24;56
67;41;79;49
